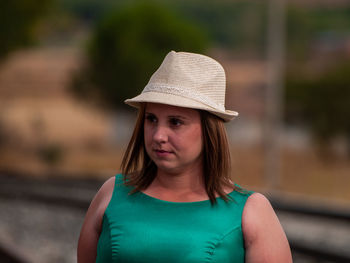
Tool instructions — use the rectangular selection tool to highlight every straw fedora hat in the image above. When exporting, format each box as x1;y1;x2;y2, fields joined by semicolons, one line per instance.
125;50;238;122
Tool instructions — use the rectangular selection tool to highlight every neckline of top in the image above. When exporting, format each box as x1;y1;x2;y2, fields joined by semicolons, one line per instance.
137;188;236;205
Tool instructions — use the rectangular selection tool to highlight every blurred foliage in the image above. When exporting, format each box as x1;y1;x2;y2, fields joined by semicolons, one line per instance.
285;4;350;152
70;1;209;108
286;60;350;146
54;0;350;57
55;0;116;23
170;0;266;54
54;0;266;54
286;5;350;60
1;0;350;60
0;0;53;59
286;6;314;59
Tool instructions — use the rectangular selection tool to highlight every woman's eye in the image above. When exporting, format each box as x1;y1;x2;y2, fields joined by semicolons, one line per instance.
170;118;183;126
145;115;157;123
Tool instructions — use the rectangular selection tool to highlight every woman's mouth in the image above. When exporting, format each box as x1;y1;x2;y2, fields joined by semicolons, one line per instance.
154;149;173;157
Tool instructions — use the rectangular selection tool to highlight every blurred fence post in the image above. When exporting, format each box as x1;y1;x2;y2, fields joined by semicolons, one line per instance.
264;0;286;191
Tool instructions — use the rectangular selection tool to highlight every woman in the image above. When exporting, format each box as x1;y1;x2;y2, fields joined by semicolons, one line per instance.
77;51;292;262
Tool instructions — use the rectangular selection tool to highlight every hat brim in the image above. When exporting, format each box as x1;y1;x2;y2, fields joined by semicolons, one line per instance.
125;91;238;122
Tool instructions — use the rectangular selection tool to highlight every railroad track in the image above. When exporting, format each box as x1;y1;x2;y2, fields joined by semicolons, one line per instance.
0;172;349;263
269;196;350;263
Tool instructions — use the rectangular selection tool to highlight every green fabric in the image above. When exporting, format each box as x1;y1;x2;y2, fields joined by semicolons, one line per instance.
96;174;253;263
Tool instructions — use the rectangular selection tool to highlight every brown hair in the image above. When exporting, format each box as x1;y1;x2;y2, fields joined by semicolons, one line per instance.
120;104;236;205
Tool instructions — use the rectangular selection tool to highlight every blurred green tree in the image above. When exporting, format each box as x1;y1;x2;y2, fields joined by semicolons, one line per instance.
285;60;350;152
173;0;266;53
55;0;265;54
70;1;210;108
286;6;313;60
0;0;52;59
57;0;116;23
286;5;350;60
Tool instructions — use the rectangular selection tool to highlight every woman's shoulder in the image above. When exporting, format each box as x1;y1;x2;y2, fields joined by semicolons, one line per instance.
91;176;116;216
241;193;293;261
97;173;130;207
241;192;285;247
99;173;127;190
242;193;274;224
245;192;270;206
99;175;116;198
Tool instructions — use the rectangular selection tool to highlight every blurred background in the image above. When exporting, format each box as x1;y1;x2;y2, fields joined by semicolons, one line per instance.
0;0;350;262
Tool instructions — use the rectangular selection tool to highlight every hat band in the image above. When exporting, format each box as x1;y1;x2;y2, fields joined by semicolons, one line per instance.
143;84;225;112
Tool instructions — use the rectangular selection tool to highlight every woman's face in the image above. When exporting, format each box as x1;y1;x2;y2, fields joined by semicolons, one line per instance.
144;103;203;175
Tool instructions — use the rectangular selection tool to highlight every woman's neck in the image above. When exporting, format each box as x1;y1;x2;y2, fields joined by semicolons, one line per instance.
141;161;208;202
154;169;204;194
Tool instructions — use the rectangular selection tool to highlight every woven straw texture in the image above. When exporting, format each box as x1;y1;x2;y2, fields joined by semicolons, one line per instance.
125;51;238;122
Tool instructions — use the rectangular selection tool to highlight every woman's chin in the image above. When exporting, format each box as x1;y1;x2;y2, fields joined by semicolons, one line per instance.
154;162;181;175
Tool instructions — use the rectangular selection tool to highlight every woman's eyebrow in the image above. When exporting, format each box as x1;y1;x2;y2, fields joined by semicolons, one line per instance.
168;115;188;120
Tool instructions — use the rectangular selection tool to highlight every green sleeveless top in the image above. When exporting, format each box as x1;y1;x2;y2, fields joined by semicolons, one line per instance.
96;174;253;263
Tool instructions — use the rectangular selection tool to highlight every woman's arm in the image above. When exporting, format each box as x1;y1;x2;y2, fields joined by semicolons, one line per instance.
77;176;115;263
242;193;292;263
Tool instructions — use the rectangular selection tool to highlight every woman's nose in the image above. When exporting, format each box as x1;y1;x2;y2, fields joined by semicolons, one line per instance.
153;125;168;143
